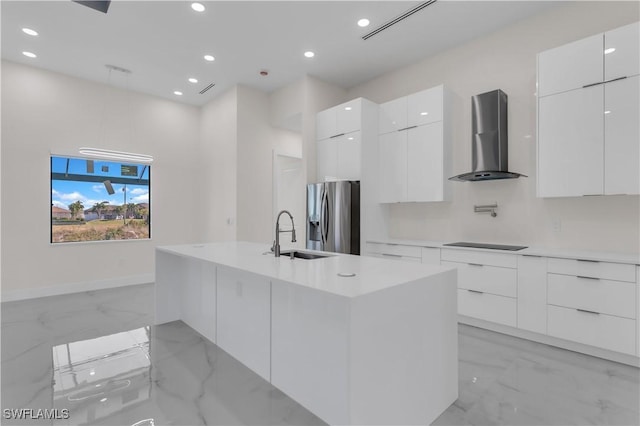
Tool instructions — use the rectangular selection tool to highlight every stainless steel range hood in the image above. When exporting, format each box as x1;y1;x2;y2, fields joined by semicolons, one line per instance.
449;89;526;182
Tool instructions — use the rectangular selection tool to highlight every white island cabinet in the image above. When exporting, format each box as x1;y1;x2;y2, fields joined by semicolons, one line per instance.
155;241;458;425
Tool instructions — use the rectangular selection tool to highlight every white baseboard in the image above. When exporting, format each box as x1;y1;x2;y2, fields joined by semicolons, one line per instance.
459;315;640;368
1;273;154;302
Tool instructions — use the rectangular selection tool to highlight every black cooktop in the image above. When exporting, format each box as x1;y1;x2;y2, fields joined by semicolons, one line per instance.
443;242;528;251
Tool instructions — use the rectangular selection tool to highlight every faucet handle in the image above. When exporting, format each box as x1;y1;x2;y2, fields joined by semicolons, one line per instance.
270;241;276;252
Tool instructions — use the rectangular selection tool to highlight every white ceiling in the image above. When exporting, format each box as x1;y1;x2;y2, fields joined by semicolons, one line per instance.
1;1;560;106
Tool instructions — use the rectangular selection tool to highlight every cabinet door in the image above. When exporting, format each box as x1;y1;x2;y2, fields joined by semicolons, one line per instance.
604;75;640;195
336;99;361;135
538;33;603;97
407;86;443;127
379;132;407;203
538;86;604;197
336;131;361;180
316;108;336;140
605;22;640;80
407;122;443;202
317;138;338;181
517;255;547;334
379;97;407;134
216;267;271;381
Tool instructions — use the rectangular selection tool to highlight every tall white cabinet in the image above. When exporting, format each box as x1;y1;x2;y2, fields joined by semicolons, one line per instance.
537;22;640;197
378;85;451;203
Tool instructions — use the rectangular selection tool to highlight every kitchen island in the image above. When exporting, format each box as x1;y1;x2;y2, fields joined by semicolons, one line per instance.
155;241;458;425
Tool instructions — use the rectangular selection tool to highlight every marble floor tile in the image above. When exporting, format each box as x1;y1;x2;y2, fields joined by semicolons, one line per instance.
2;284;639;426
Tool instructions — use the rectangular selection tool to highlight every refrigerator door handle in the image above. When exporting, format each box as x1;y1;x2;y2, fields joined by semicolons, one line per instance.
320;187;327;245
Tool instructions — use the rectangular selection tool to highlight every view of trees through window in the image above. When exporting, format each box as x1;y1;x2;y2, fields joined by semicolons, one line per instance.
51;156;151;243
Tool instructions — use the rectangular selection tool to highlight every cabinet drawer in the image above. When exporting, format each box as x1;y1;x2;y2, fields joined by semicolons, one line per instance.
441;248;517;268
458;289;516;327
367;252;421;263
547;273;636;319
547;258;636;282
421;247;441;265
442;261;517;297
365;242;421;258
548;305;636;355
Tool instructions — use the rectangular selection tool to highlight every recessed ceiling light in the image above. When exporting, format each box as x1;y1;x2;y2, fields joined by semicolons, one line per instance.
204;54;215;62
304;51;315;58
22;51;36;58
100;398;107;403
345;107;352;111
188;78;198;84
357;18;370;27
22;27;38;36
420;112;429;116
604;47;616;54
174;91;183;96
191;2;205;12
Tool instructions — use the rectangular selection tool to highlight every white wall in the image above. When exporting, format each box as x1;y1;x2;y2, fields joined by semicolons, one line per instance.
1;61;201;296
347;1;640;253
236;85;302;244
199;86;238;242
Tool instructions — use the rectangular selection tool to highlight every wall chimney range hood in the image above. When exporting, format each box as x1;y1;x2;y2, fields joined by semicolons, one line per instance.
449;89;526;182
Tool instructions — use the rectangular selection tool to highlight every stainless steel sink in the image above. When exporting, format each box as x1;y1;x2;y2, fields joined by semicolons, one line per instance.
279;250;334;260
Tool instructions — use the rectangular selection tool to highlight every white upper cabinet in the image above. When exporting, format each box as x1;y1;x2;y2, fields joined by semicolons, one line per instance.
538;86;604;197
316;99;361;140
378;131;407;203
407;86;443;126
604;21;640;80
318;131;362;182
378;97;407;134
407;122;444;202
537;22;640;197
604;75;640;195
378;85;450;203
538;34;603;97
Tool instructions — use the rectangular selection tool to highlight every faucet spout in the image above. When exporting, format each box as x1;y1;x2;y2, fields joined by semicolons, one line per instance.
274;210;296;257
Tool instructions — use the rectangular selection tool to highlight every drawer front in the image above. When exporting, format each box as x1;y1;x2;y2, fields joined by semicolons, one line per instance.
421;247;441;265
547;258;636;282
442;261;517;297
547;273;636;319
547;305;637;355
458;289;517;327
367;253;421;263
441;248;517;268
366;242;421;258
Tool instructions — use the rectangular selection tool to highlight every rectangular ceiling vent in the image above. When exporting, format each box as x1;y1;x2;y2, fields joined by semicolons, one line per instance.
73;1;111;14
362;0;438;41
199;83;215;94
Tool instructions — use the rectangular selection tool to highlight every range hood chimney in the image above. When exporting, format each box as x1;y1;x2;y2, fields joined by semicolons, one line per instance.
449;89;526;182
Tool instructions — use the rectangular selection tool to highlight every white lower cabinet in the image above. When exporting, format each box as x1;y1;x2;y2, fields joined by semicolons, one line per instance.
365;242;422;263
216;267;271;381
181;258;217;342
457;289;517;327
421;247;441;265
517;255;547;334
547;305;636;355
441;261;516;297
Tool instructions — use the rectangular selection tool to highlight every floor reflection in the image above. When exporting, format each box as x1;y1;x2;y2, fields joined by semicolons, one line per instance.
52;327;152;425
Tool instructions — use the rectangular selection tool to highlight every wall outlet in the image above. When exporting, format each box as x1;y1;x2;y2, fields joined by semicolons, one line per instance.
552;219;562;233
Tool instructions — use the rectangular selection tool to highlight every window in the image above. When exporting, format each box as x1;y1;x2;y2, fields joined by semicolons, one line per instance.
51;156;150;243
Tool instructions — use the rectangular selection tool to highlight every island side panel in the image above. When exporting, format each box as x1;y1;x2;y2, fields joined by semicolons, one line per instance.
155;250;185;325
271;279;351;425
181;258;217;343
216;266;271;381
349;269;458;425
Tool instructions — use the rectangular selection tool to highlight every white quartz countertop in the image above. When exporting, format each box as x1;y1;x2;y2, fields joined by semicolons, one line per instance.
157;241;455;298
366;238;640;265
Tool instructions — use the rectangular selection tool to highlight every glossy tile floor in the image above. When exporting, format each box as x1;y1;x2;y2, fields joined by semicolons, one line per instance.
2;284;639;425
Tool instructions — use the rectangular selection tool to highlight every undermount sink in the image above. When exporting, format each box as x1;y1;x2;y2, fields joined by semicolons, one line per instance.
280;250;334;260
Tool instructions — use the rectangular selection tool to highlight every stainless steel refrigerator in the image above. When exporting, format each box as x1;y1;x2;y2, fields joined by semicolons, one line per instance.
306;181;360;255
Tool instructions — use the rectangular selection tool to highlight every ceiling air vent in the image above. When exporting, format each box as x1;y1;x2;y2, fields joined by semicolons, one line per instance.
362;0;438;40
199;83;215;95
